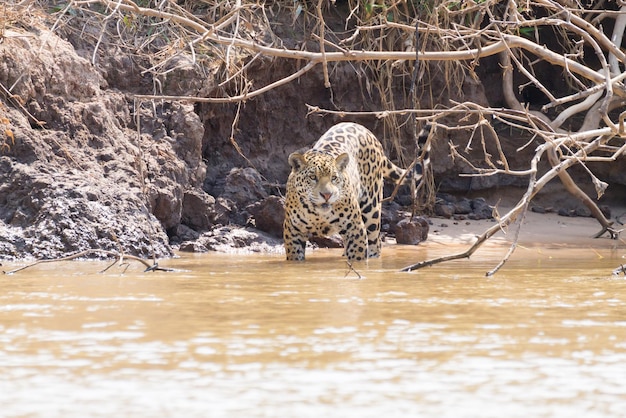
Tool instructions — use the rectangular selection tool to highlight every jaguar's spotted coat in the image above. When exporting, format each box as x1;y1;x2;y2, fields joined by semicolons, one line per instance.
283;122;430;261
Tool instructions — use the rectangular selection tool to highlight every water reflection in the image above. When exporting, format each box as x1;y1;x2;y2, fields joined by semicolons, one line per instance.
1;246;625;417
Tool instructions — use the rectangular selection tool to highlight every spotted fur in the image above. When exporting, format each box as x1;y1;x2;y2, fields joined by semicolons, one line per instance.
283;122;428;261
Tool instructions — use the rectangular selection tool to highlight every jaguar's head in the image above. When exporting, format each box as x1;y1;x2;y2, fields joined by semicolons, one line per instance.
288;151;350;211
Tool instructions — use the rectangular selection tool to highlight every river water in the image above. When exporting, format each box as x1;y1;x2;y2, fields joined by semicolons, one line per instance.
1;244;625;418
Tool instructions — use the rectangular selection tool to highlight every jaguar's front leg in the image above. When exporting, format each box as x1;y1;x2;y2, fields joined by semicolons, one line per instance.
341;219;368;261
284;221;308;261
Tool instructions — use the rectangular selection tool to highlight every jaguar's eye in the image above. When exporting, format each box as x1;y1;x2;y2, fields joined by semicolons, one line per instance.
331;175;340;184
308;173;317;181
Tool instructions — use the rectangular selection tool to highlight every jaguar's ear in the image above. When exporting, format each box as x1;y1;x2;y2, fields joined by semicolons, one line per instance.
335;153;350;171
288;153;307;171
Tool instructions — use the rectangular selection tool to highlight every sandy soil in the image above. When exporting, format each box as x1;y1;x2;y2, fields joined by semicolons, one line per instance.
427;206;626;250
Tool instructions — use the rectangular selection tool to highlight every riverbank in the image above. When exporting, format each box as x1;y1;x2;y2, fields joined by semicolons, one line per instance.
426;206;625;251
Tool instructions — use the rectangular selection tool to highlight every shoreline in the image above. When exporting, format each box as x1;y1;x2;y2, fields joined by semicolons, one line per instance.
425;207;625;250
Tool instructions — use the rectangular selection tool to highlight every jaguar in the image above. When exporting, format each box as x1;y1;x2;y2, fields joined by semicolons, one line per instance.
283;122;430;261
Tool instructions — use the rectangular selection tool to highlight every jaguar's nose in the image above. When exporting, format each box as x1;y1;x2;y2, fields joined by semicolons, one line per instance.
320;192;332;202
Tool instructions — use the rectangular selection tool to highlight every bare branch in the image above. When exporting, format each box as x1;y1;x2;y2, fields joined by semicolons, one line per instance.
401;133;616;274
84;1;617;88
3;249;175;274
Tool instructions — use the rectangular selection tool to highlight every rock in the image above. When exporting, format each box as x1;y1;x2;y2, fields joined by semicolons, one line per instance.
0;29;100;105
453;197;473;215
181;189;215;231
195;226;283;254
214;197;234;226
172;224;201;243
575;207;591;217
160;102;207;188
0;159;171;260
393;193;413;207
470;197;494;219
557;206;592;218
558;207;575;217
310;235;344;248
246;195;285;238
434;202;455;218
381;201;403;233
394;217;429;245
531;205;546;214
178;241;208;253
144;155;185;231
438;193;457;204
221;167;268;208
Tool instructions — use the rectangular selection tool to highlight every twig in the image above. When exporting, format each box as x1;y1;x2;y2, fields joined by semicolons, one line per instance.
344;261;362;279
609;6;626;75
0;81;45;128
92;0;123;65
3;249;174;274
316;0;330;89
135;60;318;103
225;0;243;76
486;197;530;277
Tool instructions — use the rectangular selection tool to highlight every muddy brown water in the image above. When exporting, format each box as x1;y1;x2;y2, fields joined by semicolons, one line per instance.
1;245;625;417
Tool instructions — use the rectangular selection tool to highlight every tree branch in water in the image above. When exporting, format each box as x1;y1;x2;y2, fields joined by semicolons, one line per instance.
3;249;175;275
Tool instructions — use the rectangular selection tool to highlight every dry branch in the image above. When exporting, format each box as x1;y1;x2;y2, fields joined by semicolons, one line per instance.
71;0;625;105
401;130;616;275
3;249;175;274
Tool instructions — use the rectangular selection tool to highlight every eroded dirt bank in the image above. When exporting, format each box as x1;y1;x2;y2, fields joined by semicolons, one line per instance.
0;4;624;260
